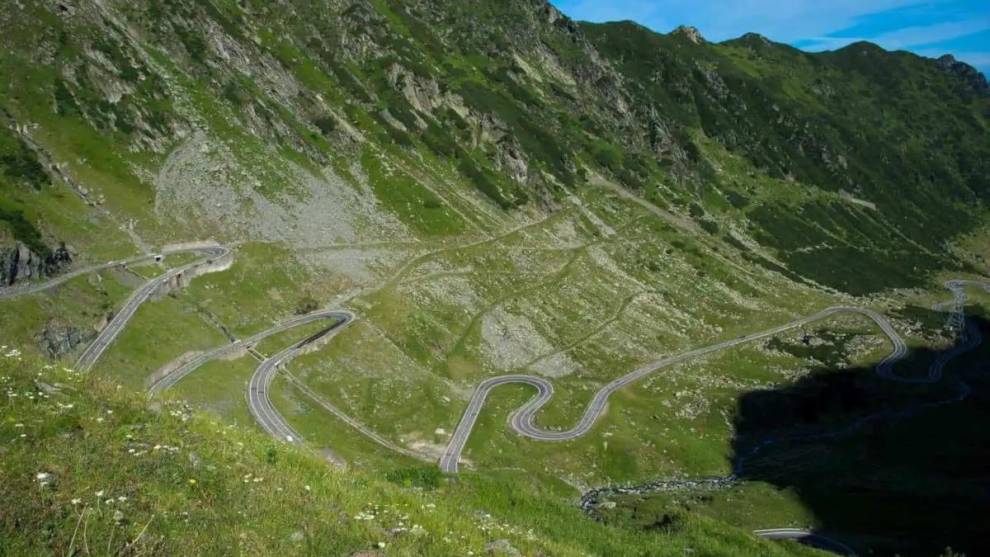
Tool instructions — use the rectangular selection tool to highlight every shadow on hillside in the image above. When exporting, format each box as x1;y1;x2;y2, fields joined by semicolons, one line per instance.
730;316;990;556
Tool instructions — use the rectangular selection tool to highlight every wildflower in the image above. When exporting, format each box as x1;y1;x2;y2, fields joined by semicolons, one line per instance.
95;490;105;498
35;472;52;486
71;498;82;505
188;478;197;485
117;496;127;502
304;485;311;492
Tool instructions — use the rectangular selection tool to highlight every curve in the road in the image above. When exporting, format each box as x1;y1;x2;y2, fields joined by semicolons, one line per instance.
0;243;234;373
146;310;350;394
6;240;990;556
753;529;856;556
439;306;913;473
75;245;233;373
439;279;990;473
244;311;353;443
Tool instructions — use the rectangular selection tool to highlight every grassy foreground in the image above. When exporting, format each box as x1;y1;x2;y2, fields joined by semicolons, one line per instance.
0;352;824;556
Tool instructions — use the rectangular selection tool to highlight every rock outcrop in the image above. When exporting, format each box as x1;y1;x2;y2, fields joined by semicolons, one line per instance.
36;320;93;359
0;242;71;286
937;55;989;96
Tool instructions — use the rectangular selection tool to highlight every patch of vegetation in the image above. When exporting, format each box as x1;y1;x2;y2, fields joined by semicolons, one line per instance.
312;116;336;136
361;148;465;235
295;295;319;315
765;330;857;367
0;206;50;256
384;466;443;490
0;127;49;190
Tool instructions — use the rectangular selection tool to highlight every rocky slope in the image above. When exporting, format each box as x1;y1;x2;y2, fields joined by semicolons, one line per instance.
0;0;986;293
1;2;988;555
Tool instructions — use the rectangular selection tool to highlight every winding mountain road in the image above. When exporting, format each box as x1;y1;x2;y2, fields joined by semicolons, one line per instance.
4;240;989;556
146;310;352;394
75;245;233;373
246;317;351;443
0;243;233;373
439;306;910;473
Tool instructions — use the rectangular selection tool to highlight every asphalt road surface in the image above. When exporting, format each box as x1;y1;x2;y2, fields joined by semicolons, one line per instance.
74;245;231;373
439;306;912;474
146;310;352;394
243;311;351;443
0;243;231;374
6;240;989;556
753;528;856;555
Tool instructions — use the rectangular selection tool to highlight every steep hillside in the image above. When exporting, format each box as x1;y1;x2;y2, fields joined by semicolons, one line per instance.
581;21;990;293
0;1;988;556
1;1;986;292
0;353;823;556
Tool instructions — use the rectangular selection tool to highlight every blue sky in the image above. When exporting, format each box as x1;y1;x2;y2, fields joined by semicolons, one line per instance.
552;1;990;75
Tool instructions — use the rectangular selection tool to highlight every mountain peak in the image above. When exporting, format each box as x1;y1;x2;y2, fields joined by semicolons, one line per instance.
937;54;989;95
672;25;705;44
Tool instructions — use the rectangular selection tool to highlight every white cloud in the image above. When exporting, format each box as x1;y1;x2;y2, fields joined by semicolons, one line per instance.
869;19;990;50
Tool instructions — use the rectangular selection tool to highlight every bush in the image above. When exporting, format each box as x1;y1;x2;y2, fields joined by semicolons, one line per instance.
295;296;319;315
384;466;443;490
313;116;337;136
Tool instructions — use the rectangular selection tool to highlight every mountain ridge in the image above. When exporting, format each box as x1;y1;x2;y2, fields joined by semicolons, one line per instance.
1;2;988;555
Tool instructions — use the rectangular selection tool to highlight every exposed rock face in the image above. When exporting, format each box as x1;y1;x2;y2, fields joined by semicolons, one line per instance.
648;116;689;166
496;143;529;184
36;320;93;359
673;25;705;45
484;539;521;556
937;55;989;96
385;63;445;115
0;242;71;286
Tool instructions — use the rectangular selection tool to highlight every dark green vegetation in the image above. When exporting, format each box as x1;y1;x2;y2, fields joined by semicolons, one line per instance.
600;316;990;557
0;1;988;556
581;23;989;293
2;0;986;294
0;125;50;191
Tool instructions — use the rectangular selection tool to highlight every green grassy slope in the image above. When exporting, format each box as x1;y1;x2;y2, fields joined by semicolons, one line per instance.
0;1;987;556
0;353;826;556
